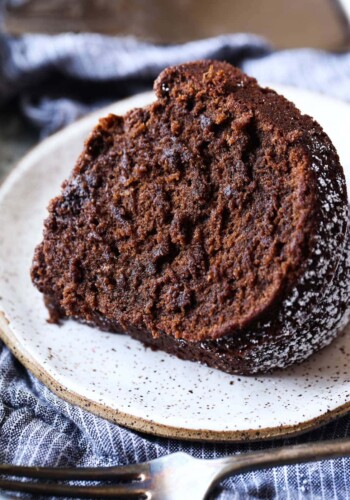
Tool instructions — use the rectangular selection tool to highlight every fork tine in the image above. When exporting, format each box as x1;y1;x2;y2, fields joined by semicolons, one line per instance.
0;479;148;498
0;462;149;481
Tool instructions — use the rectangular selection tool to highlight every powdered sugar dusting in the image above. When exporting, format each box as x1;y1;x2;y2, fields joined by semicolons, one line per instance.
240;132;350;372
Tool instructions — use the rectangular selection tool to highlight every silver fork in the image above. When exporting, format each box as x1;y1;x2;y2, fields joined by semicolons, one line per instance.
1;438;350;499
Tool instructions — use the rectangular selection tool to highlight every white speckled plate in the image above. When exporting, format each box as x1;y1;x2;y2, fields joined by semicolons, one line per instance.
1;85;350;442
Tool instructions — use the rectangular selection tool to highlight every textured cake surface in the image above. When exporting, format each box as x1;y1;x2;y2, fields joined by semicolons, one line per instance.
32;61;350;374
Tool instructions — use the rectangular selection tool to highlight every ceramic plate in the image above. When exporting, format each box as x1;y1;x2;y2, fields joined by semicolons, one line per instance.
1;85;350;442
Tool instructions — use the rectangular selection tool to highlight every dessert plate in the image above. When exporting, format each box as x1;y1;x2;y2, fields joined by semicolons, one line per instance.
1;85;350;442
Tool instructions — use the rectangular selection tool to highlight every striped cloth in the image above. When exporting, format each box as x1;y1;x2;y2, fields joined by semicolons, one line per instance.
1;32;350;499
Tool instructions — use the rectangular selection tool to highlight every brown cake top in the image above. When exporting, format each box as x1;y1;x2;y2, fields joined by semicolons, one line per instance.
32;60;346;342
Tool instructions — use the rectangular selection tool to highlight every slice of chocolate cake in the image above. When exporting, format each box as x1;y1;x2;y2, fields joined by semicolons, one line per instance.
31;61;350;375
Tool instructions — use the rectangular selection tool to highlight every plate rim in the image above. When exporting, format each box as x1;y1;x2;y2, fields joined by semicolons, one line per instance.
1;86;350;442
1;310;350;442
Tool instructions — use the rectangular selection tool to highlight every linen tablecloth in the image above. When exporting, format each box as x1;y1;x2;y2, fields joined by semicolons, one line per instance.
1;31;350;499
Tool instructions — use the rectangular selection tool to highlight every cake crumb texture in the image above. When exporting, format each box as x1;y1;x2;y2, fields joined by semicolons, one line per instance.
32;61;350;374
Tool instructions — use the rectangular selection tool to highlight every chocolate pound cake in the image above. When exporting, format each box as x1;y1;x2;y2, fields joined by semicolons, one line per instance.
31;61;350;375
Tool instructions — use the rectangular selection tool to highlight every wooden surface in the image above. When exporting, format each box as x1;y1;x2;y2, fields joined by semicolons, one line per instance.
4;0;350;50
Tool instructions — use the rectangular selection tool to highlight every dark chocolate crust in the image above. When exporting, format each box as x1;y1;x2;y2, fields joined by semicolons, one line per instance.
32;61;350;374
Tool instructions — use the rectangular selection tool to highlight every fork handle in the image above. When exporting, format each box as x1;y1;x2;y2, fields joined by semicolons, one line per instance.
210;437;350;484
